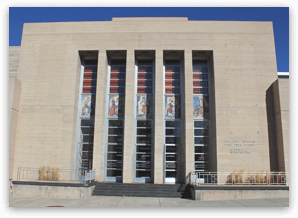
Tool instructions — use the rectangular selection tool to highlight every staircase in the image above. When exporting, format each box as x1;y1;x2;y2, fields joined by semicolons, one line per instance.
92;182;192;198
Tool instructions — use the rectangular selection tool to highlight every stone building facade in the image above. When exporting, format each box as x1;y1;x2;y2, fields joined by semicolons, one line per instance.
9;17;289;184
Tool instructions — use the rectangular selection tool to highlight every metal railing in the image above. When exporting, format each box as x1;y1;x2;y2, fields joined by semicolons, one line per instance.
17;167;96;184
187;172;289;186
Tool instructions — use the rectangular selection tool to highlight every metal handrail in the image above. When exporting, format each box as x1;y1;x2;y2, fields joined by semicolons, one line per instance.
187;171;289;186
17;167;96;183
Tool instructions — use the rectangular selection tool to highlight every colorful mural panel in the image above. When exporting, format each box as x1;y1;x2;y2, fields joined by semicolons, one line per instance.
165;96;180;118
81;94;92;118
108;94;119;118
137;95;152;118
193;96;209;119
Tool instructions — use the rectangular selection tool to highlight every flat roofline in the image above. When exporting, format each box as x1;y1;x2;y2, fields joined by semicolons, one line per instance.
112;17;188;22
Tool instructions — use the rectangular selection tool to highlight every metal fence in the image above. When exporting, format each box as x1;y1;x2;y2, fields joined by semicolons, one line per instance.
188;172;289;186
17;167;96;184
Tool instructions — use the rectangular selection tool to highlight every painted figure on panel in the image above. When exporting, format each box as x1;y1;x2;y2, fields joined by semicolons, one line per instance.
81;95;91;117
109;96;115;116
137;96;150;117
165;96;175;117
109;95;119;117
193;96;204;118
168;101;174;114
141;97;147;115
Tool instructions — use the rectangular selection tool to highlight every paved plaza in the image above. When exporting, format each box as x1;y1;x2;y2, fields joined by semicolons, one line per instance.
8;194;289;207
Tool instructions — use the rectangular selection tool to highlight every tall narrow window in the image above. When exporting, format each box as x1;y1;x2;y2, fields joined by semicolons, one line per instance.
193;59;210;172
134;59;154;183
164;59;183;183
105;59;126;182
76;58;97;173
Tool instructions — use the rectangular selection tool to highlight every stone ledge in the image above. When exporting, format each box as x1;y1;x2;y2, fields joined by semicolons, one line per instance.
189;185;289;201
12;182;96;199
189;184;289;190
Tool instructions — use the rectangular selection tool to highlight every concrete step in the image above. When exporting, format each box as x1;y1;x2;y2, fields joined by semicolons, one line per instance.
92;182;189;198
96;184;179;190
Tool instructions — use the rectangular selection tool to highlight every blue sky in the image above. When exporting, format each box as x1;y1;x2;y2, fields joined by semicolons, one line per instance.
9;7;289;72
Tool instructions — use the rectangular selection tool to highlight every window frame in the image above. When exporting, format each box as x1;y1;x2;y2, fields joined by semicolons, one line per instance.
192;57;212;173
104;57;126;182
133;57;155;183
163;57;184;184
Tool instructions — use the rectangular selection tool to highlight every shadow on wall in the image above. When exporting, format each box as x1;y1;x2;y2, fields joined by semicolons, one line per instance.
265;79;284;172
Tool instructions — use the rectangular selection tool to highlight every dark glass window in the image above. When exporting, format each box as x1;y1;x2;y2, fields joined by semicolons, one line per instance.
137;120;151;127
108;136;123;143
194;121;209;128
109;120;123;127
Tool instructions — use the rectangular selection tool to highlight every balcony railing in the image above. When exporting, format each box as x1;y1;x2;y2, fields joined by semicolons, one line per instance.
187;172;289;186
17;167;96;184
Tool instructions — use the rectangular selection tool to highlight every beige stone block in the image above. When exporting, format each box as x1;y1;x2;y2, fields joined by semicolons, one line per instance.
184;50;194;176
154;49;164;184
9;77;21;111
13;184;94;199
93;51;108;182
195;190;289;201
123;49;135;183
278;79;289;111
